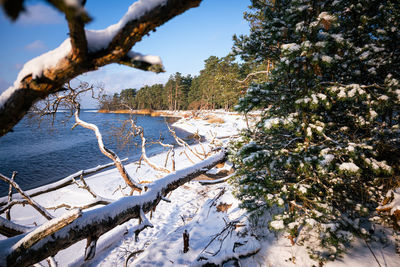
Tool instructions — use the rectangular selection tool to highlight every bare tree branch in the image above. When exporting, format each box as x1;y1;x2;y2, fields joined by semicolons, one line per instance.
236;70;269;84
0;173;54;220
6;171;17;220
167;124;205;161
133;123;172;173
0;199;29;214
46;196;113;212
74;108;143;192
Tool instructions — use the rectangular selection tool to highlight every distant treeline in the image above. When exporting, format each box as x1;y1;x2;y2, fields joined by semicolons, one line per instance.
98;55;267;111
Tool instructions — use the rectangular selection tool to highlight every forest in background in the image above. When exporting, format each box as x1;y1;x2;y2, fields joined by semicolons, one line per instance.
98;55;268;111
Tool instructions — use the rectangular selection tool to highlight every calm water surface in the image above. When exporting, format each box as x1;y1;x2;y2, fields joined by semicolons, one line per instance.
0;111;185;196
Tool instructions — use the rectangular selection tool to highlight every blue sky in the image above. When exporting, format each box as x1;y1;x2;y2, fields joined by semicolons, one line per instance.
0;0;250;107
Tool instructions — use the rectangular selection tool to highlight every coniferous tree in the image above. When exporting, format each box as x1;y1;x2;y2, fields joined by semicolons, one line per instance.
230;0;400;261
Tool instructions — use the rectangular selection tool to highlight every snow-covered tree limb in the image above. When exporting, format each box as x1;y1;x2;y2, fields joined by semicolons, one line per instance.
74;108;143;192
0;216;33;237
0;0;202;136
137;126;171;173
197;173;235;185
8;209;82;262
0;151;226;267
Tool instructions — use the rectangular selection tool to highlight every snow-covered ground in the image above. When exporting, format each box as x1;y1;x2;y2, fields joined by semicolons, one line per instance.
1;111;398;266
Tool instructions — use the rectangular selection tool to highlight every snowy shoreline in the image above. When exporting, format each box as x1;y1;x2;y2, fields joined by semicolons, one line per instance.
1;111;398;267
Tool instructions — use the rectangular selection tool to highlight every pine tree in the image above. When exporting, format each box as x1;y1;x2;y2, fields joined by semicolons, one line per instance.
230;0;400;261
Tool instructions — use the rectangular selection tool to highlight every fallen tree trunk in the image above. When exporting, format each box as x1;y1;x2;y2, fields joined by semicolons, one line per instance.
0;151;226;267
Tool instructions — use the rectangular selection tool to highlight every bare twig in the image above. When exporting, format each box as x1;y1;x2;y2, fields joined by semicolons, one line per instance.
0;199;29;215
236;70;269;84
6;171;17;220
364;238;382;267
129;119;172;173
45;196;113;211
0;173;54;220
167;124;204;161
72;174;97;198
124;249;144;267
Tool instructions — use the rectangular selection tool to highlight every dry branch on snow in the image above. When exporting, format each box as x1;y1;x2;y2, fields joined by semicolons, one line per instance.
0;151;226;267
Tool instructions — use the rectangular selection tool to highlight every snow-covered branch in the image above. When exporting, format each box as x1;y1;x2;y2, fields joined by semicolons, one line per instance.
0;216;33;237
9;209;82;261
74;109;143;192
197;173;235;185
119;51;164;73
0;0;202;136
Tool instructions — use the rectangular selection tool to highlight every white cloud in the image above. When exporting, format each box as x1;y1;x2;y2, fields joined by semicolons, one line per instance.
78;66;169;94
74;65;170;108
18;4;63;25
25;40;46;51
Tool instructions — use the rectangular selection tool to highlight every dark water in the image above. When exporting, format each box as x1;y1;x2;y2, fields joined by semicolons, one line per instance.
0;111;186;196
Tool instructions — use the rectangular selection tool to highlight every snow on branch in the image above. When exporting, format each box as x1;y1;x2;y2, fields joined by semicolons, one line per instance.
119;51;164;73
197;173;235;185
74;108;143;192
0;216;33;238
0;151;226;267
0;0;202;137
133;208;154;241
9;209;82;259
